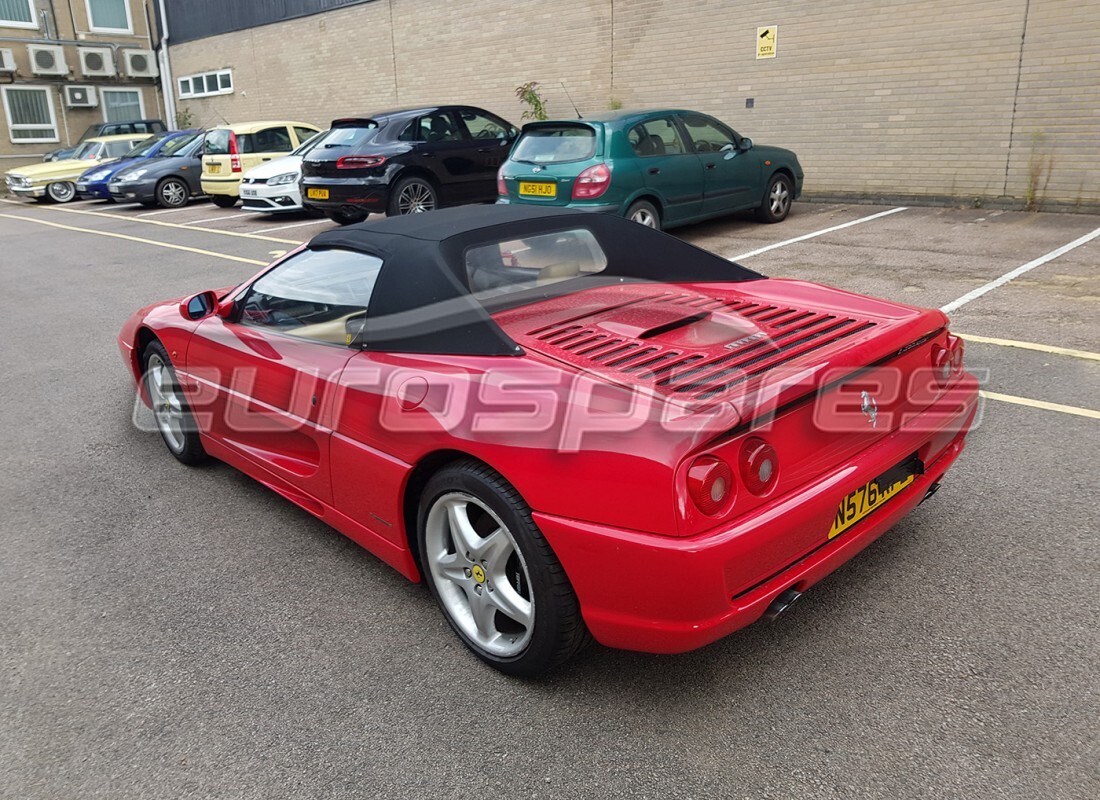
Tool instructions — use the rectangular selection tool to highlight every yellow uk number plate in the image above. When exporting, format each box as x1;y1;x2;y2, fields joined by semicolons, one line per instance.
208;163;221;174
828;470;916;540
519;181;556;198
307;188;329;200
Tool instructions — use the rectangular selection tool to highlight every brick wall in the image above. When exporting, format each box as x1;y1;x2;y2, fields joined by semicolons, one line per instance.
108;1;1100;208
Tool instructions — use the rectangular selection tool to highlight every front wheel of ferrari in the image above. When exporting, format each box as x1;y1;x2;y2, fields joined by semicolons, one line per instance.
142;341;207;466
418;461;589;677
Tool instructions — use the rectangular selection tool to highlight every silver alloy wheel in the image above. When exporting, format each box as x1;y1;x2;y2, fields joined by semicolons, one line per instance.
769;179;791;217
47;181;75;203
145;352;186;453
160;179;187;207
424;491;534;657
396;181;436;214
630;207;658;227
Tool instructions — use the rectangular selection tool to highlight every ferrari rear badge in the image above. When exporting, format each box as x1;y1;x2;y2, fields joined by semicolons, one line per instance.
860;390;878;428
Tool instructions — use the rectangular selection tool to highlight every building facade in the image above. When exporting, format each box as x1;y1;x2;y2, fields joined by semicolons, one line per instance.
159;0;1100;212
0;0;163;166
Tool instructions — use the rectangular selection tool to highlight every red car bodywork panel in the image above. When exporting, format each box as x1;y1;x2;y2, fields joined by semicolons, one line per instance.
119;275;979;655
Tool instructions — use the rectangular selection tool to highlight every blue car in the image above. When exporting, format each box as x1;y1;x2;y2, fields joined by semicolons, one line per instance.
75;130;200;201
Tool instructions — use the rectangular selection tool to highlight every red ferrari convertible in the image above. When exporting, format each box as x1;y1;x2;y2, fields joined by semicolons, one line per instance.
120;205;978;675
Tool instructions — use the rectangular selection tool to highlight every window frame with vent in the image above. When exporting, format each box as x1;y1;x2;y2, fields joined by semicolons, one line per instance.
84;0;133;34
177;69;233;100
0;0;37;29
1;85;59;143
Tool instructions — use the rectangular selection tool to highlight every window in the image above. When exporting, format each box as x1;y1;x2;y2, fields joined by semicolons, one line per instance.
511;124;597;164
239;249;383;346
100;88;144;122
0;0;36;28
629;117;686;157
86;0;132;33
104;138;141;157
679;114;737;154
294;126;319;147
177;69;233;99
458;109;511;140
405;112;462;143
1;86;58;143
465;228;608;300
251;126;291;152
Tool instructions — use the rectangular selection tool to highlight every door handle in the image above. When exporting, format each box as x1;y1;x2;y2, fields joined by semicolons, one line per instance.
648;167;661;175
705;163;717;170
261;157;271;161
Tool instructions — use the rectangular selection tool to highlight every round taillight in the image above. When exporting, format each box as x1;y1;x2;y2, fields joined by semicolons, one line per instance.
740;437;779;496
572;163;611;199
687;456;734;516
932;345;952;386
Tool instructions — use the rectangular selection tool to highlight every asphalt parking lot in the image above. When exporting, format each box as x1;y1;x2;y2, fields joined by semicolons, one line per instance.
2;196;1097;799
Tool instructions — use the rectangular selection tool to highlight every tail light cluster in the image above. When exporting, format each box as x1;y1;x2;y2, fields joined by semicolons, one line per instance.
572;163;611;199
931;335;965;387
497;168;507;196
228;131;241;173
686;436;780;516
336;155;387;169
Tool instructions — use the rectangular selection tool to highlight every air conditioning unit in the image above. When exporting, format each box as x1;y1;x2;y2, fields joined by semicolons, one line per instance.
123;49;158;78
0;48;16;73
79;47;115;78
28;44;68;76
64;85;98;108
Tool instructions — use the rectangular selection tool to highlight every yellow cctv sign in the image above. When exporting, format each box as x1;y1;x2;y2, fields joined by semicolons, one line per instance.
757;26;777;59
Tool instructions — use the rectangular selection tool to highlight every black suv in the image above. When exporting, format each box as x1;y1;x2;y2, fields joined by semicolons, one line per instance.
300;105;517;224
43;119;168;162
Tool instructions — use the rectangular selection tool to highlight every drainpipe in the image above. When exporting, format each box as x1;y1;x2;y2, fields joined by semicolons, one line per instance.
156;0;176;129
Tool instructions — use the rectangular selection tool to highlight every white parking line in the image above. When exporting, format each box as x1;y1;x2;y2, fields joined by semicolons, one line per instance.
729;207;909;261
941;225;1100;314
184;215;241;225
138;207;194;218
258;219;334;233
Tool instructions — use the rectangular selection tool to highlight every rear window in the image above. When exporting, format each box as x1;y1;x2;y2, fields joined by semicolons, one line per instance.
511;125;597;164
465;228;608;300
313;124;379;151
204;129;231;155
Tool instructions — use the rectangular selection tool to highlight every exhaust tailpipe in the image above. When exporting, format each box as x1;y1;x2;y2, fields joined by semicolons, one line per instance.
764;588;803;621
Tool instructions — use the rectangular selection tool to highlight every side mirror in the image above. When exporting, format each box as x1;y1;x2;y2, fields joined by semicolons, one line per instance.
179;290;219;320
739;137;753;151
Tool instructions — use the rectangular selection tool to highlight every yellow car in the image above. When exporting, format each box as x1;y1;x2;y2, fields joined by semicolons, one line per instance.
4;134;150;203
200;120;321;207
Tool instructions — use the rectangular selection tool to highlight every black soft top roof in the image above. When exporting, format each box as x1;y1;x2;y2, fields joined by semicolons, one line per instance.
308;205;763;356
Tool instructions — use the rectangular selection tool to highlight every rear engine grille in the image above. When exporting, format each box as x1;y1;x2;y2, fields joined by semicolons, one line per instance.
527;294;876;402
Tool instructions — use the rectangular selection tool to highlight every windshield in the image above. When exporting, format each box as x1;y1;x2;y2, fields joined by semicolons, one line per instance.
122;135;164;159
159;132;200;156
315;123;379;150
72;141;101;160
292;129;329;156
512;125;597;164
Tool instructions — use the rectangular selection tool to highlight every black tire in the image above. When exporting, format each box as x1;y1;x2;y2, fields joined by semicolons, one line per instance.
418;460;590;677
141;341;207;466
756;173;794;223
626;199;661;230
211;194;237;208
156;177;190;209
325;209;368;226
388;176;438;216
46;181;76;203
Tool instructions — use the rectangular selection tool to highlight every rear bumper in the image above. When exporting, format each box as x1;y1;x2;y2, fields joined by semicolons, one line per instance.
201;177;241;196
536;375;979;654
496;197;620;215
299;177;390;214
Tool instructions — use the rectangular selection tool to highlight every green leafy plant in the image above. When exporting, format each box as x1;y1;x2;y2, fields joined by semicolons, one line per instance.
175;106;195;129
515;81;549;121
608;97;623;111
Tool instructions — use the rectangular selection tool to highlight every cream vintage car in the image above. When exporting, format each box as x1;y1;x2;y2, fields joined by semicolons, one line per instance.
4;134;149;203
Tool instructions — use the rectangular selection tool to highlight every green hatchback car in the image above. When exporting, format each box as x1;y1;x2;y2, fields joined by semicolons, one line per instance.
497;109;803;230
